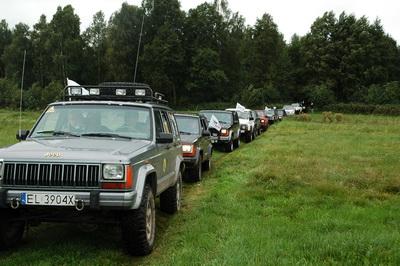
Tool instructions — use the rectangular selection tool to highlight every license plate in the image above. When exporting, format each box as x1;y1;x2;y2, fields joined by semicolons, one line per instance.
20;192;76;206
240;130;245;133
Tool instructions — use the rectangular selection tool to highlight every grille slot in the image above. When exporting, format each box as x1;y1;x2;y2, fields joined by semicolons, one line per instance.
2;162;100;188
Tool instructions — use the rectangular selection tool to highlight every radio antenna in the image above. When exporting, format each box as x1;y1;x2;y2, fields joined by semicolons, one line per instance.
133;1;154;83
18;50;27;138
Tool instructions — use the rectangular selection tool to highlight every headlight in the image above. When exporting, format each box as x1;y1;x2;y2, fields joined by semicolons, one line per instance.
103;164;124;180
182;144;194;153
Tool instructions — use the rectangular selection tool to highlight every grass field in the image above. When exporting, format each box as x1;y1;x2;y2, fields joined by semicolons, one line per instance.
0;110;400;265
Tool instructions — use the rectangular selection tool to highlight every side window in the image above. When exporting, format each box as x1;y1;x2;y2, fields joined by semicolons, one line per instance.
161;111;172;134
154;110;163;136
168;112;179;137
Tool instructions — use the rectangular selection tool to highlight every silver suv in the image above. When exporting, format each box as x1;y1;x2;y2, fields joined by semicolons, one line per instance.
0;83;184;256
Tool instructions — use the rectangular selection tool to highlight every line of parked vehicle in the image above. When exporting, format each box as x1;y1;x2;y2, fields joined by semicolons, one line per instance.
175;102;305;182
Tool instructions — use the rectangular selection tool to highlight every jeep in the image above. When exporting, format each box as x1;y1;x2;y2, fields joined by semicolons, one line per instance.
0;83;184;256
226;108;256;143
199;110;240;152
175;114;212;182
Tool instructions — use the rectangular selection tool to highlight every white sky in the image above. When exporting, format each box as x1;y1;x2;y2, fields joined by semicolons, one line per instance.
0;0;399;43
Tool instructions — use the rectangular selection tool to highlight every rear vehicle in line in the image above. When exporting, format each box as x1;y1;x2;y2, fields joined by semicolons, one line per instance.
175;114;212;182
277;109;285;121
291;103;302;114
0;83;184;256
256;110;269;131
199;110;240;152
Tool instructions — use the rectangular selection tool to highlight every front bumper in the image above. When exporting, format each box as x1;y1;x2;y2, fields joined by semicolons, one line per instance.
210;135;231;144
1;188;137;210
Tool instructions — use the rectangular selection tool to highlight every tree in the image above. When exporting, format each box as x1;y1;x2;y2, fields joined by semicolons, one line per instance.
106;3;143;81
82;11;107;83
0;20;12;78
48;5;84;84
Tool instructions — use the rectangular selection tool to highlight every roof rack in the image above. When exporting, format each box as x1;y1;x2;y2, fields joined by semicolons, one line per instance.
64;82;167;104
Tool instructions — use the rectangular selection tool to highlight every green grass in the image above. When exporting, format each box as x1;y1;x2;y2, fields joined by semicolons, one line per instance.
0;110;400;265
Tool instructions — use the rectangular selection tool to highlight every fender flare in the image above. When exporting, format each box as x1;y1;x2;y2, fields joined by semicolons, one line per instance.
132;164;156;209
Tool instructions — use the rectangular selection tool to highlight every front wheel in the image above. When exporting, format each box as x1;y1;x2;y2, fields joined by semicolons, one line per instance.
160;171;182;214
233;137;240;149
0;210;25;251
121;184;156;256
225;141;234;152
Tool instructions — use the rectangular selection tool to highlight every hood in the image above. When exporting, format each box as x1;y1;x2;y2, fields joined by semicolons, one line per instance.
0;137;152;162
180;134;199;144
239;118;252;126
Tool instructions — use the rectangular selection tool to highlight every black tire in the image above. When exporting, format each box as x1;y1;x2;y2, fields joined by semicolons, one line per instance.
225;141;234;152
160;171;182;214
121;184;156;256
0;210;25;251
246;132;252;142
189;157;202;182
202;157;211;172
233;137;240;149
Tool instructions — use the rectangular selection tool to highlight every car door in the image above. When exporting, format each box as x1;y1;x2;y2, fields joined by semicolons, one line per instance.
199;117;211;161
154;109;175;192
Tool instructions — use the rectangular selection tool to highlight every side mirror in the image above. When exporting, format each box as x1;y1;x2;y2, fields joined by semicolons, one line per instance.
202;130;211;137
156;133;173;144
16;130;29;141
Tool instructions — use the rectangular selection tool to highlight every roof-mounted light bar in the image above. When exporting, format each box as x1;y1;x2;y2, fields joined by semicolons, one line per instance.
64;82;167;104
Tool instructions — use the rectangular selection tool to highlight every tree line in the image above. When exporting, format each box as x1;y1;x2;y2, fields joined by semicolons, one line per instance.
0;0;399;109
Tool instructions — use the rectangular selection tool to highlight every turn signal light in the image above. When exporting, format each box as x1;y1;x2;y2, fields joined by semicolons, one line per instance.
102;165;133;189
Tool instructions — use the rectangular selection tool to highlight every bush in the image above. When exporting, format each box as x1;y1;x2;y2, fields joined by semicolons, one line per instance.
306;84;336;107
322;112;334;123
296;113;312;122
335;113;344;122
323;103;400;116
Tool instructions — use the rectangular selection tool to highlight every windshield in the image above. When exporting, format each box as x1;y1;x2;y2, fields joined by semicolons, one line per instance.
283;105;294;110
278;110;283;115
266;110;275;116
201;112;232;125
175;116;200;135
256;111;265;117
237;111;250;120
292;103;300;107
31;104;152;140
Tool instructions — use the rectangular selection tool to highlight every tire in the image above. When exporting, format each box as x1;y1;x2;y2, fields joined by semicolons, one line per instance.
189;157;202;182
245;132;252;143
202;157;211;172
233;137;240;149
0;210;25;251
121;184;155;256
225;141;234;152
160;171;182;214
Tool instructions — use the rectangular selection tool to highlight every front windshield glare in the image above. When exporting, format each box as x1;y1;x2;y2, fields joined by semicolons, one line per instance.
237;111;249;119
31;105;151;140
175;116;200;135
201;112;232;125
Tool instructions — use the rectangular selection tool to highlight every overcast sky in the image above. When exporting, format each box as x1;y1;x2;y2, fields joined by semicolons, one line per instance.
0;0;399;43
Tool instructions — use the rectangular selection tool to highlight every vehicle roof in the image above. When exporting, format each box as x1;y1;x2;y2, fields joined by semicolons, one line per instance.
225;108;252;112
49;100;172;110
200;110;232;114
175;113;200;119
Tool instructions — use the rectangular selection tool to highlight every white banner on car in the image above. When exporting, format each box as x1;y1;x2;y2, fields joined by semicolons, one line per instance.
67;78;89;95
236;102;246;112
209;115;222;131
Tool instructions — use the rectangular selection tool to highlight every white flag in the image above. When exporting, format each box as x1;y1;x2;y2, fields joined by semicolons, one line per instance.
208;115;222;131
236;102;246;112
67;78;89;95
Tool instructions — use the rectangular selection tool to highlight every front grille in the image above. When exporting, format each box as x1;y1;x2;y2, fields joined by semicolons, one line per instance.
1;162;100;188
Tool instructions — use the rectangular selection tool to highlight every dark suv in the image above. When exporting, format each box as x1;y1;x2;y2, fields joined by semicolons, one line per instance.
199;110;240;152
175;114;212;182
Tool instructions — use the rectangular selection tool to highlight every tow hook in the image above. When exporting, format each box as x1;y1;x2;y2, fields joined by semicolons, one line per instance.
75;200;85;211
11;198;20;209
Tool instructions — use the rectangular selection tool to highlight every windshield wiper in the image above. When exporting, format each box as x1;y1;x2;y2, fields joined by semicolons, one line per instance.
179;131;193;135
81;133;132;140
35;130;80;137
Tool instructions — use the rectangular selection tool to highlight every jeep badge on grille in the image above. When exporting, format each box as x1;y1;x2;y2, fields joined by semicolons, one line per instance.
44;152;63;158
